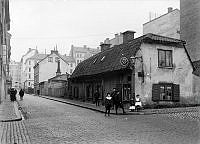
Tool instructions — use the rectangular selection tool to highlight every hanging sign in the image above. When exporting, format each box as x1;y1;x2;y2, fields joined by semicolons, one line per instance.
120;57;129;67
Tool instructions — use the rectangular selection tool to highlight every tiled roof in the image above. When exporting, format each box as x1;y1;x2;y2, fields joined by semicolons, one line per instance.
59;55;75;63
71;33;185;79
29;54;47;60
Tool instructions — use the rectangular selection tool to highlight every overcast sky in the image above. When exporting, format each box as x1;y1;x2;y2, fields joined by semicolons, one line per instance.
9;0;179;61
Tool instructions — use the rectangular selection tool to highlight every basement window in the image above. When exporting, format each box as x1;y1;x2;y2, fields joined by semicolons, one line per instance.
101;56;105;62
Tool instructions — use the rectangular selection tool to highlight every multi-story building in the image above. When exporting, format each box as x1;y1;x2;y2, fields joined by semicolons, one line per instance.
143;7;180;39
0;0;11;103
180;0;200;61
34;49;75;94
20;48;38;89
9;60;21;89
69;45;100;67
23;53;46;93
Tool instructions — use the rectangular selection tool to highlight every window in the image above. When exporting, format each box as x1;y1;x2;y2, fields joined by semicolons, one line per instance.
55;57;59;62
152;83;180;102
29;68;31;72
70;69;73;74
70;63;73;67
29;61;31;65
77;60;79;64
158;49;172;68
48;57;53;62
29;74;31;79
101;56;105;62
28;82;30;86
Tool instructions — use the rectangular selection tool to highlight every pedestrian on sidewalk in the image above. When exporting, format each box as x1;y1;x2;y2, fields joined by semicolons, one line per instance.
110;88;117;109
113;91;126;115
94;90;100;106
10;88;17;102
105;93;112;116
19;89;25;100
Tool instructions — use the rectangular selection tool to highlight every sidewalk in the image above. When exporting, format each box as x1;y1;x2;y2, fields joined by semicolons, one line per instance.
0;98;22;122
0;96;31;144
39;95;199;115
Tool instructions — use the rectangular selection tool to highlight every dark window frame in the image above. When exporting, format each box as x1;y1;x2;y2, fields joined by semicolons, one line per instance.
159;83;173;101
158;49;173;68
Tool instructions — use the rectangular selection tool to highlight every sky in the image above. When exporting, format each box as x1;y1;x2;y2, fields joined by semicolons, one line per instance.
9;0;180;62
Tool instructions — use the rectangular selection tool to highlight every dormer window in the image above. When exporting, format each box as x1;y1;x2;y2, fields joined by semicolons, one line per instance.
93;58;97;64
101;56;105;62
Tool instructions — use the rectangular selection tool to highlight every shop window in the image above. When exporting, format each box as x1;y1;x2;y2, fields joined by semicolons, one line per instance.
158;49;172;68
152;83;180;102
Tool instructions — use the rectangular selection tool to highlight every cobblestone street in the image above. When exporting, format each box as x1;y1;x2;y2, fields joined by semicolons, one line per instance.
14;94;199;144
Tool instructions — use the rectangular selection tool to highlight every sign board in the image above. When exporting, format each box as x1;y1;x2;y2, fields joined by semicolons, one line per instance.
120;57;129;67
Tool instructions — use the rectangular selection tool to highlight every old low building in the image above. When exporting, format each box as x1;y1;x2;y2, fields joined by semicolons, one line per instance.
70;31;199;106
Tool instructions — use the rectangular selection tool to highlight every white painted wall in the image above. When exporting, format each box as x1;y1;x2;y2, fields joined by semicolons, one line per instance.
39;53;69;83
134;43;194;104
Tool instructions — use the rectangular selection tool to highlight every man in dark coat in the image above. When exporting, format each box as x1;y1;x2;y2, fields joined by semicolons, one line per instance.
10;88;17;102
112;90;126;115
94;90;100;106
19;89;24;100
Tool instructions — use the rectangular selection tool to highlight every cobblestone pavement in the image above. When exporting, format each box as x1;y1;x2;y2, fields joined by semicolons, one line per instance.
0;96;31;144
0;121;31;144
18;94;200;144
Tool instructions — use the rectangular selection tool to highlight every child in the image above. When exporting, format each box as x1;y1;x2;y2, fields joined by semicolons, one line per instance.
105;93;112;116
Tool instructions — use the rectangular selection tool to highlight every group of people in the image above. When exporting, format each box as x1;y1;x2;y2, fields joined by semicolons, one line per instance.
9;88;25;102
94;88;142;116
104;88;126;116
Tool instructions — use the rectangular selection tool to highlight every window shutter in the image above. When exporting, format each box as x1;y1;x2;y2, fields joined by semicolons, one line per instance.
152;84;160;102
173;84;180;102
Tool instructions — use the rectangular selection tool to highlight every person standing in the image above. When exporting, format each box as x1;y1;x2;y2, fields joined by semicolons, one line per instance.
94;90;100;106
19;89;25;100
113;91;126;115
110;88;117;109
104;93;112;116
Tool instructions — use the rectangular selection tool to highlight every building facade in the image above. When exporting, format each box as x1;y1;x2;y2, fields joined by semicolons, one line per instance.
70;31;199;106
143;7;180;39
23;53;46;93
180;0;200;61
20;48;38;89
0;0;11;103
69;45;100;67
34;49;74;95
9;60;21;89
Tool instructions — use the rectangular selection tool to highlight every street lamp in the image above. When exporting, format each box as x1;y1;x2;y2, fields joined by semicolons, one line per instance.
130;56;143;102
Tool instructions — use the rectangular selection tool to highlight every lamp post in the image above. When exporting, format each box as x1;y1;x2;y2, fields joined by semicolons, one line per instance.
130;56;143;102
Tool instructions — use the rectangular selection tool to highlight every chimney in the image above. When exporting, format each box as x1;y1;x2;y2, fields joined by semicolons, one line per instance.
100;42;111;52
51;49;58;54
56;60;61;76
83;45;87;48
168;7;173;13
122;30;136;43
104;38;110;44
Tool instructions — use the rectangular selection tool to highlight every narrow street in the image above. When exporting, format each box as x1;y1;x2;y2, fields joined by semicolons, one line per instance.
18;94;200;144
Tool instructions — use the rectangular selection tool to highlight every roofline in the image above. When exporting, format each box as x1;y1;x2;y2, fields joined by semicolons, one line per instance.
36;52;69;66
143;8;180;26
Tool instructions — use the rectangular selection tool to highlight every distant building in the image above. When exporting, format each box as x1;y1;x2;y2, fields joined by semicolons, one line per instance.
20;48;38;89
180;0;200;61
23;53;47;93
9;60;21;89
34;49;75;94
143;7;180;39
69;45;100;67
102;31;135;48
